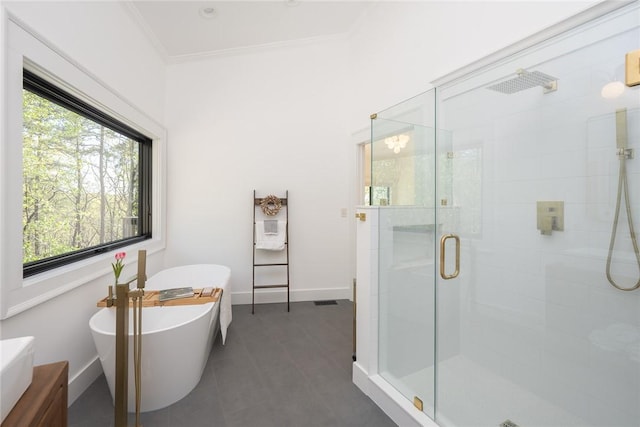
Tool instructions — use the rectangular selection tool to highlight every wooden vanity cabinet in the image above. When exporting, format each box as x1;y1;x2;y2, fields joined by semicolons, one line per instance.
2;361;69;427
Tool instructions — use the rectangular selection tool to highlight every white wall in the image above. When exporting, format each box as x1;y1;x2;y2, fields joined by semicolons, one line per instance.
0;1;166;404
2;1;166;123
347;0;599;131
164;39;353;304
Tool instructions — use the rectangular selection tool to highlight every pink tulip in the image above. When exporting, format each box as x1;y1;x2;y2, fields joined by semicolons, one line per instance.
112;252;126;283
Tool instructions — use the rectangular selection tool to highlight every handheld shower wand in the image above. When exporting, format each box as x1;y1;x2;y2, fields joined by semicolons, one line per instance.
606;108;640;291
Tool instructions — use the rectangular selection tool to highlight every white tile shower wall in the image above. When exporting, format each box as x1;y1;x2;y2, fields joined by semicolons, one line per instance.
355;207;377;377
444;21;640;425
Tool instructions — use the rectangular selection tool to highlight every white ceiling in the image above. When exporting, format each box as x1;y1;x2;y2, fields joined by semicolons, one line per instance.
125;1;372;61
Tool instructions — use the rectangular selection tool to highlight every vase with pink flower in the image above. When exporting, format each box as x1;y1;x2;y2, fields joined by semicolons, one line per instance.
112;252;126;284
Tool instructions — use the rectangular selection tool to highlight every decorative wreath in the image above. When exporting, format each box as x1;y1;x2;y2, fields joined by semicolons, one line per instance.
260;195;282;216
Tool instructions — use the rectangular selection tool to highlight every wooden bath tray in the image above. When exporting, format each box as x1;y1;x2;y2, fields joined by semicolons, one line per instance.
97;287;222;308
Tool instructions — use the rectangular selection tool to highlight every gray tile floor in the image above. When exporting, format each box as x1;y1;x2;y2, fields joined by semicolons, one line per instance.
69;300;396;426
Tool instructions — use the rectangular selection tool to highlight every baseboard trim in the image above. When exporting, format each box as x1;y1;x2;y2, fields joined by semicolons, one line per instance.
352;362;370;394
68;356;103;406
231;287;351;305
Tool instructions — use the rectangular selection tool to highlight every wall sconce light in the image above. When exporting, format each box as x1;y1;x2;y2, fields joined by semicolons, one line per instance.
598;63;627;99
601;80;625;99
384;134;409;153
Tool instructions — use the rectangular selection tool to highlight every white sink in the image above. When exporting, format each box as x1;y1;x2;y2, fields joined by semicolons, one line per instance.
0;336;35;423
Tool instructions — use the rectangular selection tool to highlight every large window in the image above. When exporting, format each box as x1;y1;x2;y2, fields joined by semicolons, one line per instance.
22;70;152;277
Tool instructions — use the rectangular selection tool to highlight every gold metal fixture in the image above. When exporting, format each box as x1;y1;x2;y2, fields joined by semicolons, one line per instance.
370;113;378;120
355;212;366;221
616;108;633;159
106;285;114;307
537;201;564;235
441;199;448;206
113;250;147;427
625;49;640;86
114;282;129;427
617;107;628;148
440;234;460;279
133;251;146;426
413;396;424;411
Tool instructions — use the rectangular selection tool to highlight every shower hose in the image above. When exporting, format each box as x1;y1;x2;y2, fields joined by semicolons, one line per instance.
606;152;640;291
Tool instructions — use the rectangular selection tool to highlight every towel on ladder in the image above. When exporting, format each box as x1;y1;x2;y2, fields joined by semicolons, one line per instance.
255;220;286;251
263;220;278;234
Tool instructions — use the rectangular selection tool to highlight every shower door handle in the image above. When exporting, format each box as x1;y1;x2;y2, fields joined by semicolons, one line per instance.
440;234;460;280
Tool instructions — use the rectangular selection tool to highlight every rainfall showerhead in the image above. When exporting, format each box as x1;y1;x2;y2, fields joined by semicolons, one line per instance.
486;69;558;94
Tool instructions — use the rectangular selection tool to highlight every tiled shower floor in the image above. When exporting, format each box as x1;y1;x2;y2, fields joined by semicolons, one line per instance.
398;355;590;427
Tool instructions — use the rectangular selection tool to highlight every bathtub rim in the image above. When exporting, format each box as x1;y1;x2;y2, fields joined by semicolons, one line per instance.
144;264;231;291
90;263;230;337
89;302;215;337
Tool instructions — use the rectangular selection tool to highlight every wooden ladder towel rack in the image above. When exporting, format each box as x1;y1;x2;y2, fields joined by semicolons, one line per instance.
252;190;289;314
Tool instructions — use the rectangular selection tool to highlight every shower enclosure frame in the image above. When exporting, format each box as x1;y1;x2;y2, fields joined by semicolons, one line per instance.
353;2;640;426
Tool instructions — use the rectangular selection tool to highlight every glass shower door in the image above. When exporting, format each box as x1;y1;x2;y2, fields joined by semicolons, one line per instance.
434;4;640;426
373;90;437;418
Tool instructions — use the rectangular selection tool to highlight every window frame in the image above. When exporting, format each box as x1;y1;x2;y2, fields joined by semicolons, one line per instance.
22;69;153;277
1;14;167;319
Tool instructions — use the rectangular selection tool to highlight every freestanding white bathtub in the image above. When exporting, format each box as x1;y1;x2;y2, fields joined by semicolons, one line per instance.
89;264;231;412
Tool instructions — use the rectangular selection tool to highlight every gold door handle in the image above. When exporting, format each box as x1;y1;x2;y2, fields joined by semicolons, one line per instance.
355;213;366;221
440;234;460;280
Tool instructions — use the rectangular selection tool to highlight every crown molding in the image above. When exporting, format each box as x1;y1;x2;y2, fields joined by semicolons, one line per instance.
165;32;347;64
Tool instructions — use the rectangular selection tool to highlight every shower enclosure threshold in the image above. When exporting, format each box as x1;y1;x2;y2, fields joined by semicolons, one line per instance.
396;355;591;427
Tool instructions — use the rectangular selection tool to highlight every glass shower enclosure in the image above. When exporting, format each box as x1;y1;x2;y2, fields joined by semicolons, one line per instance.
372;3;640;426
372;90;439;419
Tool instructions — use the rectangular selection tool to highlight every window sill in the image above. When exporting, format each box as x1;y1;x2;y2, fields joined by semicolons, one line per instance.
5;238;165;319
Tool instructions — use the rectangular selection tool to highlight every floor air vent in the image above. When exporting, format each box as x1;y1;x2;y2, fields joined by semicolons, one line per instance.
314;300;338;306
500;420;519;427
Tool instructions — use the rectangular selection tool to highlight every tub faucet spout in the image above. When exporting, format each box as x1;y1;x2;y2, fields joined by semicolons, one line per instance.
105;286;115;307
